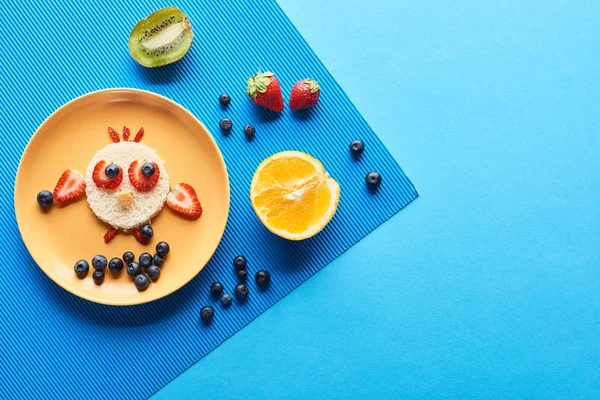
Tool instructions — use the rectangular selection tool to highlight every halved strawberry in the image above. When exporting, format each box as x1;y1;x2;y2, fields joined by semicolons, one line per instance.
133;127;144;142
123;126;131;141
128;160;160;192
92;160;123;189
104;228;118;243
167;183;202;219
108;126;120;143
132;228;150;245
53;169;86;204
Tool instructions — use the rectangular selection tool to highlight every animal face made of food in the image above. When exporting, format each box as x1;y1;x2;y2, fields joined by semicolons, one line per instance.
49;126;202;244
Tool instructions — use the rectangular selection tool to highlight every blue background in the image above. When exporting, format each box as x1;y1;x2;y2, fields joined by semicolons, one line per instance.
154;0;600;398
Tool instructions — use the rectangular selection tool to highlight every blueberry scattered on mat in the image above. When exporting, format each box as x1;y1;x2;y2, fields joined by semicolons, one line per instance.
219;93;230;107
134;274;150;291
220;117;232;132
123;251;135;264
156;241;170;256
221;293;232;307
37;190;53;207
244;124;255;137
200;306;214;323
147;265;161;282
74;260;89;278
255;270;271;289
140;224;154;238
127;262;141;277
365;171;382;190
233;255;247;270
92;270;105;285
210;282;224;297
350;139;364;155
236;268;248;281
92;255;107;270
153;253;164;266
234;283;249;300
108;257;124;272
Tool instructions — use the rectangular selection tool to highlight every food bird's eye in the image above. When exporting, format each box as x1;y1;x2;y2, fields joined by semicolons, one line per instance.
92;161;123;190
129;160;160;192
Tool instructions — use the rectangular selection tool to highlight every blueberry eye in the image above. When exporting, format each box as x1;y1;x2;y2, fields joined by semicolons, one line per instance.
105;164;120;179
141;162;156;177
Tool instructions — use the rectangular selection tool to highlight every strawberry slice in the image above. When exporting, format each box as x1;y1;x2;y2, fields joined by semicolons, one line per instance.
132;228;150;245
53;169;86;204
108;126;120;143
122;126;131;141
167;183;202;219
104;228;118;243
92;160;123;189
133;127;144;142
128;160;159;192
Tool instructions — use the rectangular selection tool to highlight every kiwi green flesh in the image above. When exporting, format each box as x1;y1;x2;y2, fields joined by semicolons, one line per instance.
129;7;194;68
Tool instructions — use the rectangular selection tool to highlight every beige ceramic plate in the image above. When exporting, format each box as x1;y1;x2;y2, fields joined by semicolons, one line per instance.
14;89;230;306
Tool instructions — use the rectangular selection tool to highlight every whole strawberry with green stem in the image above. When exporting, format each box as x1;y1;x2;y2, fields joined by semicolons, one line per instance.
289;78;320;110
246;69;284;112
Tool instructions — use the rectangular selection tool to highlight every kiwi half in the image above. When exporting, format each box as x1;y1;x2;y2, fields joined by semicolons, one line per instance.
128;7;194;68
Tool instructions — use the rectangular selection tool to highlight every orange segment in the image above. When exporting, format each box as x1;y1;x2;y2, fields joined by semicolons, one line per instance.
250;151;340;240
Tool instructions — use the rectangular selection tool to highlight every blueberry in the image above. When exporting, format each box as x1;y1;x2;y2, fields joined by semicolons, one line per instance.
234;284;249;300
92;270;105;285
139;252;153;269
219;118;232;131
127;262;141;277
233;255;247;270
91;255;107;270
200;306;214;323
210;282;224;297
147;265;161;281
140;224;154;238
74;260;89;278
108;257;124;272
350;139;365;155
156;241;170;256
37;190;53;207
365;171;382;190
243;124;255;137
219;93;230;107
255;270;271;289
134;274;150;291
236;268;248;281
153;253;164;266
221;293;232;307
123;251;135;264
141;162;155;177
104;164;120;178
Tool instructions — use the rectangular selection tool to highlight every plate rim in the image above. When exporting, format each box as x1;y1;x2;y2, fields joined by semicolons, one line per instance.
14;88;230;306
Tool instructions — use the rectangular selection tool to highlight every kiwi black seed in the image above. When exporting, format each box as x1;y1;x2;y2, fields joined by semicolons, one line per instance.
128;6;194;68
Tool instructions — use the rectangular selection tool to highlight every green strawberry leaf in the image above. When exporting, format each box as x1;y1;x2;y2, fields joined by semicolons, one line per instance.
305;78;320;93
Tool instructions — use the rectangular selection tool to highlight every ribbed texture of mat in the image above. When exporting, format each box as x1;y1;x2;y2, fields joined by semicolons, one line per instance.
0;0;417;398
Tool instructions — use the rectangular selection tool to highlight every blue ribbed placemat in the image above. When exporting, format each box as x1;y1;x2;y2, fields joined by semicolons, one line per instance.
0;0;417;398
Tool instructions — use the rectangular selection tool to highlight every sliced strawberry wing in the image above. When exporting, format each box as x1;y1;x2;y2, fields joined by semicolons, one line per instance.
108;127;120;143
167;183;202;219
133;127;144;143
104;228;118;243
92;160;123;189
128;160;159;192
132;228;150;245
122;126;131;141
53;169;86;204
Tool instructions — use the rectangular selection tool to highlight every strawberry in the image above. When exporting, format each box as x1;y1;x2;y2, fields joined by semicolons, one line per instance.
128;160;160;192
246;69;284;112
167;183;202;219
132;228;150;245
108;126;120;143
133;127;144;142
289;78;320;110
92;160;123;189
104;228;118;243
53;169;86;204
122;126;131;141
